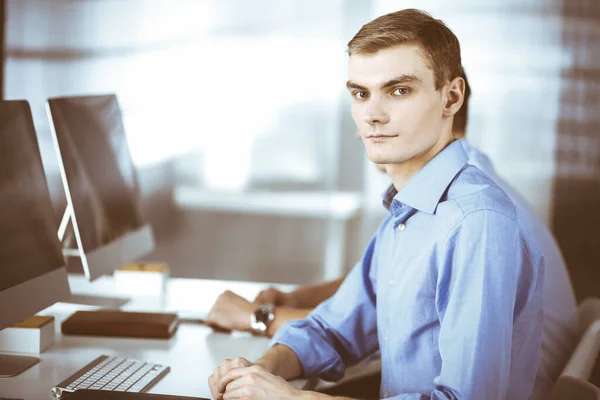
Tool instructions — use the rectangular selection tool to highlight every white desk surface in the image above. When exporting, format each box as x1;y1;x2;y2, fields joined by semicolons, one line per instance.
1;275;315;400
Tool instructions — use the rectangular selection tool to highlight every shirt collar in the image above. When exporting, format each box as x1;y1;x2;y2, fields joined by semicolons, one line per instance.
381;140;468;215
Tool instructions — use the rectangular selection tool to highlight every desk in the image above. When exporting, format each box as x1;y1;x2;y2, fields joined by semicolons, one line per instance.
0;275;314;400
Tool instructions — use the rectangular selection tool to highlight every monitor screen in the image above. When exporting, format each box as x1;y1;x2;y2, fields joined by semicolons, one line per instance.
47;95;153;279
0;101;66;293
0;100;70;378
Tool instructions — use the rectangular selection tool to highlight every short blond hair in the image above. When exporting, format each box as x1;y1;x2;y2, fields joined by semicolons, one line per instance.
348;9;463;90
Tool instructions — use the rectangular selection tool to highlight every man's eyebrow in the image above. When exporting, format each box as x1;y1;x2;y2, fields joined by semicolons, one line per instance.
380;75;422;90
346;81;368;91
346;75;422;92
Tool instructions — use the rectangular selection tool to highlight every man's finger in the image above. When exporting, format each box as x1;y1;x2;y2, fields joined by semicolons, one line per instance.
254;287;278;303
205;320;232;333
232;357;251;368
224;371;259;392
253;291;269;304
218;366;257;393
223;386;252;400
208;374;222;399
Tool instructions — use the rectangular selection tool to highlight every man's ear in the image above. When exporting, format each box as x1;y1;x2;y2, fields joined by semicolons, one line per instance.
442;76;465;118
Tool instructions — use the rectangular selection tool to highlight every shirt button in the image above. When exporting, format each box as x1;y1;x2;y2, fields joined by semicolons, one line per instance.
389;279;394;285
384;336;388;341
397;223;405;231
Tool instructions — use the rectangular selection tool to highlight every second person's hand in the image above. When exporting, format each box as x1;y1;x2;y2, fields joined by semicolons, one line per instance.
253;287;291;306
207;290;255;332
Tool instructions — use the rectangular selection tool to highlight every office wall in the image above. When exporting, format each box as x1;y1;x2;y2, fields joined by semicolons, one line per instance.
147;0;371;283
8;0;597;289
150;210;327;283
4;1;189;251
552;1;600;301
4;0;370;284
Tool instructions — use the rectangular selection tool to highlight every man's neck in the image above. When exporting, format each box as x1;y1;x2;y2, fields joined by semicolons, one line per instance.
386;137;455;192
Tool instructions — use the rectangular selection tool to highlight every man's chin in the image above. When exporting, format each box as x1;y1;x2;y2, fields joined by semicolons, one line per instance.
366;154;403;165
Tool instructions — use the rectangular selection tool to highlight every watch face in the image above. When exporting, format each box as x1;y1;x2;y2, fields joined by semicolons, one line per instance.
251;305;274;334
256;307;271;322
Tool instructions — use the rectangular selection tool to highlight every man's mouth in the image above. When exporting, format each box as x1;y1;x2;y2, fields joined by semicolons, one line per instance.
366;134;398;140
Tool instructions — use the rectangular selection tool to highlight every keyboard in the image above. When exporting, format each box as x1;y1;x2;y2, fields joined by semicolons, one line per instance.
51;355;170;399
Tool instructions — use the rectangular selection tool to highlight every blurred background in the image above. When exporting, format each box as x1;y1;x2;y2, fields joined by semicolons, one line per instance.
1;0;599;299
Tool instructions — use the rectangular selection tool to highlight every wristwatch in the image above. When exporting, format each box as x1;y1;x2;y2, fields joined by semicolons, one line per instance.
250;304;275;335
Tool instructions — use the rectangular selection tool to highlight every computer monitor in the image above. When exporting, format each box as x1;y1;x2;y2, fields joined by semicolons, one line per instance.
0;100;71;376
46;94;154;281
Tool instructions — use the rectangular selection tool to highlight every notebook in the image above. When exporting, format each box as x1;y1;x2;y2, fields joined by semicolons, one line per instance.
61;310;178;339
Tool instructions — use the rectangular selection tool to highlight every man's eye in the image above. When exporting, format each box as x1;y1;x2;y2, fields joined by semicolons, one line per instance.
392;88;409;96
353;91;369;100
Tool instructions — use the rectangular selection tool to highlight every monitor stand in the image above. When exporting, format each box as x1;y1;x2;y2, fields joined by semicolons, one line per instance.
57;203;82;264
0;354;39;378
57;204;132;308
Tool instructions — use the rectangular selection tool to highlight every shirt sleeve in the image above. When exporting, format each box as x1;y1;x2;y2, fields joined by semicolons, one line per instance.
388;209;544;400
270;236;379;381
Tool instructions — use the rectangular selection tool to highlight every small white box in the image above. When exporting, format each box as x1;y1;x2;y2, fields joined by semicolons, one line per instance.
114;262;169;297
0;315;55;354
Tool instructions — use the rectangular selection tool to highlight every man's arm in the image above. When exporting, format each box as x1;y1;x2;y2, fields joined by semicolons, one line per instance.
255;344;304;380
282;278;345;308
213;343;359;400
267;308;313;337
254;277;345;308
270;235;379;382
215;350;355;400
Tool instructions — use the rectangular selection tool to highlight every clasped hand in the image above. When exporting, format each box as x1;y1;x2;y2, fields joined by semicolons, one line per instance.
208;357;300;400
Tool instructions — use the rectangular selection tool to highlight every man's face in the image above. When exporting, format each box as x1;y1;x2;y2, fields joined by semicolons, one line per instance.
347;44;451;166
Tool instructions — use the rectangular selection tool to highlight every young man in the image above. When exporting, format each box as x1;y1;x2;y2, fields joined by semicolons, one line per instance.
205;72;578;391
208;9;546;399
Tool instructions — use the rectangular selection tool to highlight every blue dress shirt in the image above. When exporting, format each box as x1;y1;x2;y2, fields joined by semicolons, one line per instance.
272;140;545;399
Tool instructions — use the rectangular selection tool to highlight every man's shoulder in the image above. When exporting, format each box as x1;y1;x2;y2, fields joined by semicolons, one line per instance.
440;166;545;262
446;164;520;222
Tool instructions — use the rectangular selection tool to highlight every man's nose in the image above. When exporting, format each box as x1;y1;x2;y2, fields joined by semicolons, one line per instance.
364;100;390;125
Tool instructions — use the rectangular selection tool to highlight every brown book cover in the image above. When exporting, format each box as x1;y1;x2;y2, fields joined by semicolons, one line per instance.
61;310;178;339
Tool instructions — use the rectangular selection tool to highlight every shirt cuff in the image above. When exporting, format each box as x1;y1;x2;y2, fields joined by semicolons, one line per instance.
270;319;345;381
